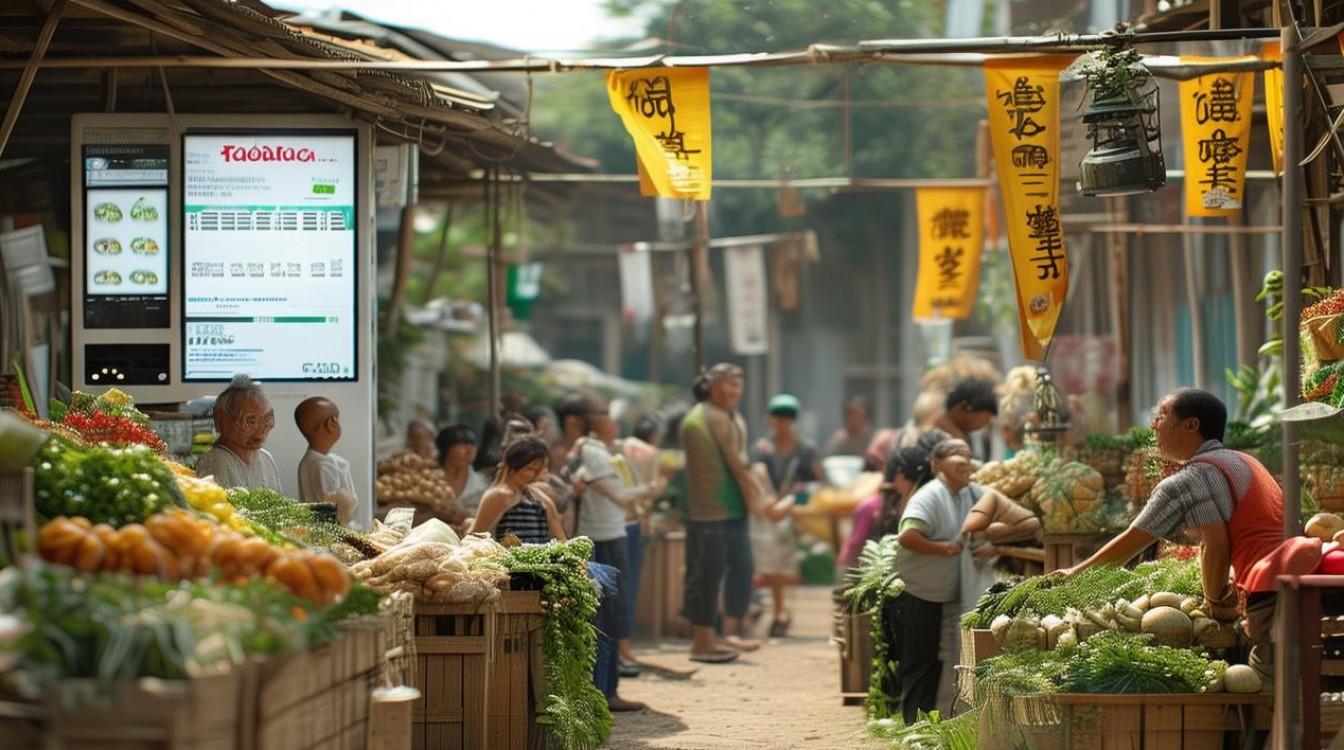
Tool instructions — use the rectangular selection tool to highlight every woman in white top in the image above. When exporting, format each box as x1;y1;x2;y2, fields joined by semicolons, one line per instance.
436;425;489;517
890;439;996;722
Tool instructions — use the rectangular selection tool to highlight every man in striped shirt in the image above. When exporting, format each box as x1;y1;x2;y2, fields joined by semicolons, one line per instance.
1062;388;1316;687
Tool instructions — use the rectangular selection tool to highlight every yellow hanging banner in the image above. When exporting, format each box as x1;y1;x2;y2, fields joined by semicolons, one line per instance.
1262;42;1284;176
607;68;713;201
912;187;986;320
1178;60;1255;216
984;56;1073;360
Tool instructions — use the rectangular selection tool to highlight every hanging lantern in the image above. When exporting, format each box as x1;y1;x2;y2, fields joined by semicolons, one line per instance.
1075;46;1166;197
1023;366;1069;444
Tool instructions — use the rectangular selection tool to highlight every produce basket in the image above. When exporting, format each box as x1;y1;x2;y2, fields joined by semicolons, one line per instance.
1306;314;1344;364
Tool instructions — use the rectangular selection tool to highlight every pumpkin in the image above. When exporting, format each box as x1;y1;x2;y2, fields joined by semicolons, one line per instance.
37;517;93;566
307;553;352;605
266;554;320;602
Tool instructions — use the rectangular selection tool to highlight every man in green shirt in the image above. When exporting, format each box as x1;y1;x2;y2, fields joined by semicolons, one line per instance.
681;363;766;663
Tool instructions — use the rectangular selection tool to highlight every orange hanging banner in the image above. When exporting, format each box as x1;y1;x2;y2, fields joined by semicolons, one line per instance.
607;68;713;201
912;187;986;321
984;56;1073;361
1262;43;1284;176
1178;59;1256;216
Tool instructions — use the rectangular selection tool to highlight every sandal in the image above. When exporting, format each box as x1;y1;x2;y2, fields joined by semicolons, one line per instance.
768;614;791;638
689;647;740;664
722;634;761;652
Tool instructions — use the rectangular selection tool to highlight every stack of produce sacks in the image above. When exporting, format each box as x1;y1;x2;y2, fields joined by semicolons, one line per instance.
350;515;509;604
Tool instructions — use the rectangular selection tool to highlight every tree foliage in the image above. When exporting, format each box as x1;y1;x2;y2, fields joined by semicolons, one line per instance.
531;0;985;239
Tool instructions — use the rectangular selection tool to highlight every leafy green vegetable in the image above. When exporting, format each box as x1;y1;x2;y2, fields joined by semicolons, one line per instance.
870;708;980;750
1060;631;1216;694
31;436;185;526
495;538;611;750
226;487;359;550
962;559;1202;628
845;535;904;610
0;563;363;686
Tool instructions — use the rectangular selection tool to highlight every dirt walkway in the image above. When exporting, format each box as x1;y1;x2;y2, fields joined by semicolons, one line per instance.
606;586;893;750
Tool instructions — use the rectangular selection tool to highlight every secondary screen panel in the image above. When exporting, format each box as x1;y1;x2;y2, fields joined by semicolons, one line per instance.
83;145;170;329
182;131;357;381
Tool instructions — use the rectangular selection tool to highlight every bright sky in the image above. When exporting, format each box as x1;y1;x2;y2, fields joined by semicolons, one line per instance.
276;0;643;52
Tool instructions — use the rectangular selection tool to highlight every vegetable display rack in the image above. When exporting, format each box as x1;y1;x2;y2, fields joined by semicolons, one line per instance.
9;606;410;750
1275;574;1344;749
411;591;546;750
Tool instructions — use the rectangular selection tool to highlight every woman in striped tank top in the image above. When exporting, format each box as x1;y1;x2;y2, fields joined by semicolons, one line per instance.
468;435;566;543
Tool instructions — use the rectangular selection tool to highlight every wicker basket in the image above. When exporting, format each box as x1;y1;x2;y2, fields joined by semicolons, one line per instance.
1306;315;1344;363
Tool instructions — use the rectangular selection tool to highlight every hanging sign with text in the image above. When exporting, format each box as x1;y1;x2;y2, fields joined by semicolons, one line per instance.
984;56;1072;360
607;67;713;201
912;187;986;320
1179;60;1255;216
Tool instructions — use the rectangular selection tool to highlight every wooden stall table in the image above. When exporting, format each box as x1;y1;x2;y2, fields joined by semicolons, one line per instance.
1042;533;1112;573
635;529;689;640
1276;573;1344;749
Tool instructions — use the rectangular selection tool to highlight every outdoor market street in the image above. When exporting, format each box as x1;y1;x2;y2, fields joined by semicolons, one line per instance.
608;586;891;750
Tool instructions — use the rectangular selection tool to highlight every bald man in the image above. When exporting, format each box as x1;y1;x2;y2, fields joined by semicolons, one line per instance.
295;396;357;526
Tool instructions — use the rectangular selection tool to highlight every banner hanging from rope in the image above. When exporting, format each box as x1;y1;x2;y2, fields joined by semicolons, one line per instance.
984;56;1072;361
912;186;986;320
607;67;713;200
1179;59;1255;216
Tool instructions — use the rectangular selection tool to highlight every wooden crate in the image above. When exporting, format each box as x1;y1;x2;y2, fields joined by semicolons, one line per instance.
831;588;873;705
634;531;689;640
1010;693;1269;750
244;606;407;750
412;591;546;750
1042;533;1112;573
30;669;244;750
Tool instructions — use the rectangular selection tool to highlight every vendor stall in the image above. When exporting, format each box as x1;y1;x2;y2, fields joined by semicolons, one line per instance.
0;389;609;750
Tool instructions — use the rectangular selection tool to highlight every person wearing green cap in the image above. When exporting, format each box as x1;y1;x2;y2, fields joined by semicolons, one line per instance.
749;393;825;637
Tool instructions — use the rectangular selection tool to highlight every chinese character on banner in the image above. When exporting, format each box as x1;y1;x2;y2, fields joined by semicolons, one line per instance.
913;187;985;320
984;56;1073;360
724;245;769;355
1179;61;1255;216
1261;42;1284;176
607;68;712;201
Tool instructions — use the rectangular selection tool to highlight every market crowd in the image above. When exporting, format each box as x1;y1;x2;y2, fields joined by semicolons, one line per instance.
357;350;1310;726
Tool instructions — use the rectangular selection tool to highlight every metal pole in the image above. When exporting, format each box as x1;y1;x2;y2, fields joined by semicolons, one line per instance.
1277;23;1304;750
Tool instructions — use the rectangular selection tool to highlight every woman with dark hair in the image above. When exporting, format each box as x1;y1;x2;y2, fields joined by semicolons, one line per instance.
468;435;565;543
435;425;488;516
839;444;935;568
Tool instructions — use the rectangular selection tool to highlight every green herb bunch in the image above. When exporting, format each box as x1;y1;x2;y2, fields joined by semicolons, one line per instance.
1061;631;1217;694
961;558;1202;628
845;535;907;721
496;538;612;750
226;487;361;550
31;436;186;526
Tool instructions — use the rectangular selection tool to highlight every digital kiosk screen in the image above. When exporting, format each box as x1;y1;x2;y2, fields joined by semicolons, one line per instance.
83;145;170;329
182;131;357;381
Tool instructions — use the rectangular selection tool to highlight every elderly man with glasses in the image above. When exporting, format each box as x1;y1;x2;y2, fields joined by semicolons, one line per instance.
196;374;283;492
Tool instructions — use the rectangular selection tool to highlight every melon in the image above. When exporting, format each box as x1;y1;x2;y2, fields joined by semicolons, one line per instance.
1141;606;1194;647
1224;664;1262;694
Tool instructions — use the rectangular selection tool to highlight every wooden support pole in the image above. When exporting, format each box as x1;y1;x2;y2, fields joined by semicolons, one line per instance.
0;0;69;160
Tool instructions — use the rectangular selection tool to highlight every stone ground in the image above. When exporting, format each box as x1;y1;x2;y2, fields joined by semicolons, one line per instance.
604;585;893;750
